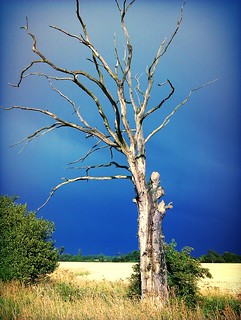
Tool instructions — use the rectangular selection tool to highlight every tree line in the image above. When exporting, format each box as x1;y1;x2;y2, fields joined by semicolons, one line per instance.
199;250;241;263
58;248;140;263
58;248;241;263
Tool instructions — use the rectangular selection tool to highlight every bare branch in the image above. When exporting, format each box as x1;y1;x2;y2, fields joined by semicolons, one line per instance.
113;33;125;76
68;139;104;165
11;122;63;153
50;24;104;87
68;161;130;174
19;71;123;147
114;1;138;152
115;0;136;19
4;105;118;148
12;10;129;156
147;38;167;79
134;74;144;100
142;79;175;121
73;0;120;83
116;1;133;85
37;174;132;211
20;18;74;77
49;25;81;42
140;38;167;117
76;0;89;41
140;0;187;117
146;0;186;79
160;0;187;57
49;25;124;147
145;79;218;143
23;72;92;128
12;33;123;147
9;60;44;87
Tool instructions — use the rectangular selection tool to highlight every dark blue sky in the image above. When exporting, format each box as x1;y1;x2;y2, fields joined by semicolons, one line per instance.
1;0;241;257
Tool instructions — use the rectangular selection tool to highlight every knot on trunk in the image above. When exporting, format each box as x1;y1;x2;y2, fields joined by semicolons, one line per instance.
150;171;173;214
150;171;164;201
150;171;160;188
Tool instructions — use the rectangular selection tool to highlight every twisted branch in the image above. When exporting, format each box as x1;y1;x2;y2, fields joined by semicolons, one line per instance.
37;174;132;211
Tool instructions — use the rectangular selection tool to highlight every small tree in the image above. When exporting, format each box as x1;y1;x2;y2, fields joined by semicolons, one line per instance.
4;0;216;300
0;195;58;283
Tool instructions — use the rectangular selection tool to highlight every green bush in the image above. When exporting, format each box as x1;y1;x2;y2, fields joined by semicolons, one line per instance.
128;240;212;305
0;195;58;283
165;240;212;305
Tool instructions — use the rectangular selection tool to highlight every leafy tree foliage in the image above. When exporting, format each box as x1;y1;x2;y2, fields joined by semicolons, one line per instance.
0;195;58;283
128;240;212;306
199;249;241;263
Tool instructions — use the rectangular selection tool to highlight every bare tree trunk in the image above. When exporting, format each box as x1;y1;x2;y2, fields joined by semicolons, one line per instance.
130;154;171;301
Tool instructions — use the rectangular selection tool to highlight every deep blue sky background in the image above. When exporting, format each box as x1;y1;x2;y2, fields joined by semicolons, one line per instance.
0;0;240;257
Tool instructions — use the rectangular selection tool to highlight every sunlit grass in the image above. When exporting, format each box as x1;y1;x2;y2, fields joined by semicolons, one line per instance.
0;270;240;320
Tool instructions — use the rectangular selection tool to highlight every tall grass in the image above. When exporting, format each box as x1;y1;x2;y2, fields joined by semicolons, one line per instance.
0;270;240;320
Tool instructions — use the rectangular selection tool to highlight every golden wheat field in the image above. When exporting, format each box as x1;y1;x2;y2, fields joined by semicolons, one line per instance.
54;262;241;294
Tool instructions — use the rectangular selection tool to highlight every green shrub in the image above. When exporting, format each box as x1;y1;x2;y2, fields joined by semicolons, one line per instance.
165;240;212;305
0;195;58;283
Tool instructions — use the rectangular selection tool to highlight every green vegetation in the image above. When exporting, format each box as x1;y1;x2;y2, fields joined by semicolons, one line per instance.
165;240;212;305
0;195;58;283
128;240;212;306
199;249;241;263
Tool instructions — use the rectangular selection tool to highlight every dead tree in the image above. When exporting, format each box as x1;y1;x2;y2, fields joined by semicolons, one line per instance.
5;0;215;302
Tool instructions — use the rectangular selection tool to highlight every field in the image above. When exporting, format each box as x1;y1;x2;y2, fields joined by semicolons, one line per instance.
1;263;240;319
55;262;241;293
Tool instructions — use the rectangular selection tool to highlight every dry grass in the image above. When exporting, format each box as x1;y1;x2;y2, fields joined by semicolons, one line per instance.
0;263;240;320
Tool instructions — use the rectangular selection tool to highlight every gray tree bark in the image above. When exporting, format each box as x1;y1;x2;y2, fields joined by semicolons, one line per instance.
131;154;171;300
